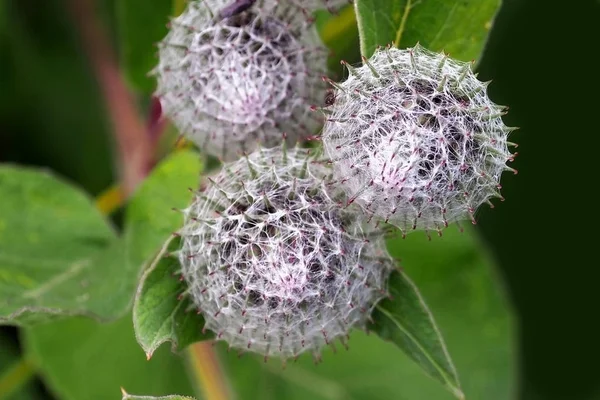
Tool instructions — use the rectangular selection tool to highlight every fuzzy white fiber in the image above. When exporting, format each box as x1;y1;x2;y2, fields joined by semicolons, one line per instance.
321;45;516;233
154;0;330;160
178;145;393;358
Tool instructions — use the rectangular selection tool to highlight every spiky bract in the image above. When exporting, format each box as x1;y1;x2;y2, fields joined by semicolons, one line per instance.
321;45;516;233
178;145;393;358
155;0;328;160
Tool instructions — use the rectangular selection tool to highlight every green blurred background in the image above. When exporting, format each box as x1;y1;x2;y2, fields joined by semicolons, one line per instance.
1;0;599;399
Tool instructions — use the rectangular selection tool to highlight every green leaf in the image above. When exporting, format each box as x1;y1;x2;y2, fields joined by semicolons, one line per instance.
0;150;201;325
316;7;361;78
117;0;172;93
23;316;195;400
220;227;513;400
133;236;212;358
124;150;201;274
86;149;201;321
122;392;196;400
370;270;462;399
386;227;514;399
0;166;116;325
354;0;500;60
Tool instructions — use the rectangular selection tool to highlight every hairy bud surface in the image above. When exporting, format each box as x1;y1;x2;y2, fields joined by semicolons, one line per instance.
321;45;517;233
155;0;328;160
178;145;393;358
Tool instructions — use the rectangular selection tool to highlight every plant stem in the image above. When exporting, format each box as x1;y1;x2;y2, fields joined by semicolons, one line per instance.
95;185;231;400
70;2;230;399
0;358;36;400
66;0;152;197
95;183;232;400
187;342;231;400
95;184;125;215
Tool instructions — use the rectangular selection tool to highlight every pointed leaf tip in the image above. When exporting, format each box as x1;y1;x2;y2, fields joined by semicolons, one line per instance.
133;237;213;356
369;270;463;398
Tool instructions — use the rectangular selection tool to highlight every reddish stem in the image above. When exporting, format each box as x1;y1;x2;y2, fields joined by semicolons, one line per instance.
69;4;230;399
66;0;152;196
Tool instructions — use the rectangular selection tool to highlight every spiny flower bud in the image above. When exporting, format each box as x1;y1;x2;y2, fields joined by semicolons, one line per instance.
178;145;393;359
321;44;517;234
154;0;328;161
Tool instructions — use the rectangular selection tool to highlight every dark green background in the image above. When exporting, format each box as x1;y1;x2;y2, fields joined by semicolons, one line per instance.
1;0;599;399
477;1;600;399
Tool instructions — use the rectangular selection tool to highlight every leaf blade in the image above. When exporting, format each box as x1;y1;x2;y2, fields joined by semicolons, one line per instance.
0;166;116;325
133;236;212;358
221;227;513;400
0;150;201;325
124;150;201;273
370;270;463;399
89;149;202;320
23;316;195;400
354;0;500;60
117;0;172;93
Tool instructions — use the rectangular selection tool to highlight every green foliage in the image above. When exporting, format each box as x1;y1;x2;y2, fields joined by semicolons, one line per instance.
0;0;514;399
315;8;361;78
386;228;514;399
117;0;172;93
133;237;212;359
0;166;117;324
370;271;462;398
123;150;201;279
221;332;458;400
216;228;512;400
1;146;511;400
1;151;202;399
354;0;500;59
130;158;462;397
131;226;511;400
23;316;194;400
0;151;200;326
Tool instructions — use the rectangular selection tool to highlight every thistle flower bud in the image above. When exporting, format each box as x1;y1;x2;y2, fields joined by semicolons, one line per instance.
178;145;393;358
154;0;328;160
321;45;517;233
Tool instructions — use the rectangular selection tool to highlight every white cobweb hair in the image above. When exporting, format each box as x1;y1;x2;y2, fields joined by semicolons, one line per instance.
177;144;394;359
320;44;518;235
154;0;329;161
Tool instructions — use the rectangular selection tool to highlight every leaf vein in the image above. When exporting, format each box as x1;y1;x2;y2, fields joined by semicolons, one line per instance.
22;260;89;299
375;303;461;396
